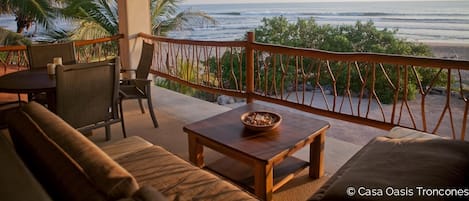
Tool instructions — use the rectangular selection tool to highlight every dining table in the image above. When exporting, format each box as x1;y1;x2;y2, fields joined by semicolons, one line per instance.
0;68;56;112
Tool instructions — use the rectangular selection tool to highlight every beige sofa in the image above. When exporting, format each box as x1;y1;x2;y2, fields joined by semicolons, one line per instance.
3;102;258;201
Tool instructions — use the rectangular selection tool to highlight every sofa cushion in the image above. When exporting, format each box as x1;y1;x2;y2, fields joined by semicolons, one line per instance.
21;102;139;200
114;145;258;201
6;109;107;201
309;136;469;201
387;126;444;139
116;186;169;201
100;136;153;160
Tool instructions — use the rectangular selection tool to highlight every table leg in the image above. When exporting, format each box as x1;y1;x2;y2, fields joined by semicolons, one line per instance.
309;132;325;178
254;162;273;201
188;134;204;167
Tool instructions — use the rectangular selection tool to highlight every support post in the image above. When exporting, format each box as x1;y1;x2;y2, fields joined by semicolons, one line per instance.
246;32;255;103
117;0;151;78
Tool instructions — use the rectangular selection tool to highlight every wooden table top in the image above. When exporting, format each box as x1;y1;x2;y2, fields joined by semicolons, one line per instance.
183;103;330;161
0;68;55;93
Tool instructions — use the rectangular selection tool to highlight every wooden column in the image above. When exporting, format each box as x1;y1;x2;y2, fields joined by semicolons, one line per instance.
246;32;255;103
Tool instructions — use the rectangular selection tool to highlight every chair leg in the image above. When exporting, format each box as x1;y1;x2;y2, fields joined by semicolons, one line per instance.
145;88;159;128
138;98;145;114
119;99;127;138
105;125;111;141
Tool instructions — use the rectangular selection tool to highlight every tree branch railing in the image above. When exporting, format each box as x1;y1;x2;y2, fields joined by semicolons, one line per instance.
140;32;469;140
0;34;123;72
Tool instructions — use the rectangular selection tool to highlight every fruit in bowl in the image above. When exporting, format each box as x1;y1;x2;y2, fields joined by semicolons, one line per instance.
240;111;282;131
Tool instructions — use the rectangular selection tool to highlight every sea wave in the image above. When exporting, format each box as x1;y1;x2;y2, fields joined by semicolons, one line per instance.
380;18;469;24
212;11;469;18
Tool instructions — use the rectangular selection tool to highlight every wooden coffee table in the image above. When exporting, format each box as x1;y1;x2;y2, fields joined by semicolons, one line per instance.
183;103;330;201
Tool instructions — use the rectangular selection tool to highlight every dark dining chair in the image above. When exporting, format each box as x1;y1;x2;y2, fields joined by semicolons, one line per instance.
119;41;159;129
26;41;77;106
27;41;77;69
55;57;126;140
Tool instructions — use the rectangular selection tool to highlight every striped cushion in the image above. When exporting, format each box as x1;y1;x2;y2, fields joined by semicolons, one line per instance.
115;146;258;201
100;136;153;160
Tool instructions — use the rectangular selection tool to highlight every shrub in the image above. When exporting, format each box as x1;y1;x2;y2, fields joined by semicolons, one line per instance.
249;16;443;103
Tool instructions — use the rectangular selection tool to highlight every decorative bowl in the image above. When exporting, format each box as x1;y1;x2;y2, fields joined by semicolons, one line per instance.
240;111;282;132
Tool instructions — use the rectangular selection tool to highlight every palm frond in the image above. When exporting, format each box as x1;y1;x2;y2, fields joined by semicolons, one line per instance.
71;21;111;40
88;0;118;35
36;28;71;43
153;8;216;36
11;0;55;29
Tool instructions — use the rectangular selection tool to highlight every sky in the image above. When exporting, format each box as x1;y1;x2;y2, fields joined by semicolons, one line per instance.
182;0;445;5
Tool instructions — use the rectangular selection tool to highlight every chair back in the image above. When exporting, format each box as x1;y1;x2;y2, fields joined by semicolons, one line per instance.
136;41;154;79
135;42;154;90
55;58;120;130
27;42;77;69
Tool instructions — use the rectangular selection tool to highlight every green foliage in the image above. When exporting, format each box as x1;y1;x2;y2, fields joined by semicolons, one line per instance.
206;50;246;91
0;27;31;63
250;16;444;104
155;58;218;101
0;27;31;45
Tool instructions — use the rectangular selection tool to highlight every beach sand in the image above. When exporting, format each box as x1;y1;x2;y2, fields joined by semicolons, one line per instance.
425;42;469;60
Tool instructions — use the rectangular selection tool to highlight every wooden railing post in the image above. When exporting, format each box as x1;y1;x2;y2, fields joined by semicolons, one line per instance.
246;32;255;103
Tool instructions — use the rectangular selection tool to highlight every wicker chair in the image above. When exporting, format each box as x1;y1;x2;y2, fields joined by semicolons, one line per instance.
119;41;159;129
55;58;125;140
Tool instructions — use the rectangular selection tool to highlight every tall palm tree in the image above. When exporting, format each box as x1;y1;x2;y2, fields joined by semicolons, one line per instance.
0;0;57;34
57;0;214;40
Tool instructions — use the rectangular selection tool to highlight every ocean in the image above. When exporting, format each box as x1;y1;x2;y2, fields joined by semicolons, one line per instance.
0;1;468;44
169;1;469;43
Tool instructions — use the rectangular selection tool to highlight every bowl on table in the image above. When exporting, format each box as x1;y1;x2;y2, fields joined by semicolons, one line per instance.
240;111;282;132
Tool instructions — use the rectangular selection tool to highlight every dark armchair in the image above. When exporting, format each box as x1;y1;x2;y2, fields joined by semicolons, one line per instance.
55;58;125;140
119;41;159;129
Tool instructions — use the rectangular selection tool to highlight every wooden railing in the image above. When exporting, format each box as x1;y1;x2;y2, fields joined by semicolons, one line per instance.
140;32;469;140
0;34;123;71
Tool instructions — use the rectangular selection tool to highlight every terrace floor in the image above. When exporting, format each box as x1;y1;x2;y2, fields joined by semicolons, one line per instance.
89;85;387;200
0;66;388;200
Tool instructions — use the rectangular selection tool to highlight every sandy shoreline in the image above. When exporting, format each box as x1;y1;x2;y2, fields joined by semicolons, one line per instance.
424;41;469;60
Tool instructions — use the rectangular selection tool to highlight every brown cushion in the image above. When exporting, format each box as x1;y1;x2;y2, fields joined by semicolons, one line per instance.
0;130;52;201
6;109;106;201
21;102;138;200
115;146;258;201
116;186;168;201
310;136;469;201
